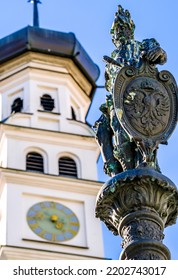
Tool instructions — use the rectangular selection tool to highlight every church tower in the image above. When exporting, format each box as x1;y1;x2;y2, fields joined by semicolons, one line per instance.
0;21;104;259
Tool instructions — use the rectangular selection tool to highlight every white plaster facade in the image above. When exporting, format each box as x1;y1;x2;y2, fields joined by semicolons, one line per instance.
0;49;104;259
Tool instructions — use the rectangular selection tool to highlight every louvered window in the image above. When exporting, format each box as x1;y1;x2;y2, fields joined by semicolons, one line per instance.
59;157;77;178
26;152;44;173
41;94;55;111
11;97;23;113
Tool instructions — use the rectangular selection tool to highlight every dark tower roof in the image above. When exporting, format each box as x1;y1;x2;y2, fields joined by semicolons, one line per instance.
0;26;100;87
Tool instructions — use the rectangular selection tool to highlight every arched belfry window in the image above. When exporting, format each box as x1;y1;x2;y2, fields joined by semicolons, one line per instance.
26;152;44;173
41;94;55;111
71;107;77;120
59;157;77;178
11;97;23;113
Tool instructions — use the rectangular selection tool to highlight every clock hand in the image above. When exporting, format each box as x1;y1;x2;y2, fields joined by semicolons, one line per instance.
50;214;65;230
50;214;58;222
55;221;65;230
33;212;44;220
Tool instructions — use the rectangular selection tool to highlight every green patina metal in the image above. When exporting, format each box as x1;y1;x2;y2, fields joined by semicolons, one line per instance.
94;4;176;177
94;4;178;260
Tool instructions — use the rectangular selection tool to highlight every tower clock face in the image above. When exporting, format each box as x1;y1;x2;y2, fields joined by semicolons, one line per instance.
27;201;80;242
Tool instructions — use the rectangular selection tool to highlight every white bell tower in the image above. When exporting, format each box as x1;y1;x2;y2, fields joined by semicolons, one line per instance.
0;26;104;260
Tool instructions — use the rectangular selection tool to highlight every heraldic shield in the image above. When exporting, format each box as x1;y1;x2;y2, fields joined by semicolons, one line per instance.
114;60;178;167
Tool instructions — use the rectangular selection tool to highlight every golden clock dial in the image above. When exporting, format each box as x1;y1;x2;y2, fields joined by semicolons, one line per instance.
27;201;80;242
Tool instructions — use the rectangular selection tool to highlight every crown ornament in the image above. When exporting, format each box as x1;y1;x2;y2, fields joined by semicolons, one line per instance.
140;79;155;90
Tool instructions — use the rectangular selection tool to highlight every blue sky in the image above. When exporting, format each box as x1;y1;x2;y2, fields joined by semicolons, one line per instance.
0;0;178;260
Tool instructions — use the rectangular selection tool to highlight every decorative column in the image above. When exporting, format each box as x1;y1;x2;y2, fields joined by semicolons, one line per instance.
96;168;178;260
94;5;178;260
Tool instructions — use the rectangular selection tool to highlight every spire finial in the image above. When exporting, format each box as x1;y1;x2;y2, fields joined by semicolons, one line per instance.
28;0;42;27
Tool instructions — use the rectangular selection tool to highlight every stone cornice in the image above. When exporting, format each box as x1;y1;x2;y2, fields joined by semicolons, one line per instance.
0;167;103;196
0;123;97;144
0;246;105;260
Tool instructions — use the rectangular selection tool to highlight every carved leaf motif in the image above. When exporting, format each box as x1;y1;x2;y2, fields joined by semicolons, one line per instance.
96;169;178;235
132;253;163;260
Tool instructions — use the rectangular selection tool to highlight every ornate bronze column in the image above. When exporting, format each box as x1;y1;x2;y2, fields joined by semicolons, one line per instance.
94;5;178;260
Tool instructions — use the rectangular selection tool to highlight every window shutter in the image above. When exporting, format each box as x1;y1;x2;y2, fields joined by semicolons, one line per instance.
26;152;44;173
59;157;77;178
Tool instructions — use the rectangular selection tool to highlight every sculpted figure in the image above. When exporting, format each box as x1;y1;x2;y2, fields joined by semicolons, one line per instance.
94;5;167;176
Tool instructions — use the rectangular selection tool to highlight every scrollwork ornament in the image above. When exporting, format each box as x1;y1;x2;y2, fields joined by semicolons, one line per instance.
125;68;136;77
159;71;170;82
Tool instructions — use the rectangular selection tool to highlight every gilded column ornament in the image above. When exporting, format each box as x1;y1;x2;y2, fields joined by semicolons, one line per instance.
94;5;178;260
